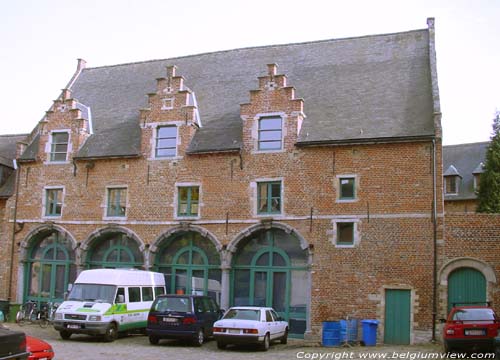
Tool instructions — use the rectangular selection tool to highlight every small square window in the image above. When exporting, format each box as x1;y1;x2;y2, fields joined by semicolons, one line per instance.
128;287;141;303
257;181;281;214
339;177;355;200
50;132;69;162
178;186;199;217
445;176;459;195
337;222;354;245
45;188;63;216
161;98;174;110
258;117;282;151
107;188;127;217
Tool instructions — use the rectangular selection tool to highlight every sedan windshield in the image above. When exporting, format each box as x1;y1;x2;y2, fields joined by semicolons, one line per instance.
223;309;260;321
68;284;116;304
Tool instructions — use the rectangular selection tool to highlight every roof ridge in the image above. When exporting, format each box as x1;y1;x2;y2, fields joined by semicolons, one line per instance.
82;28;428;71
0;133;29;138
444;141;490;148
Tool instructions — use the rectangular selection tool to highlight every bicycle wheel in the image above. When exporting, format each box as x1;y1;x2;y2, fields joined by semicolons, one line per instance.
16;310;26;326
39;316;49;328
28;309;37;324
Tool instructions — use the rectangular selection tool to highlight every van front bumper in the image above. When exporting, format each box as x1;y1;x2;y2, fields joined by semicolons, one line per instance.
54;321;109;335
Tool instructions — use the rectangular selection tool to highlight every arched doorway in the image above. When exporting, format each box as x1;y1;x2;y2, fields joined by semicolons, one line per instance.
153;231;221;304
448;267;487;311
231;228;308;337
85;231;143;269
24;230;76;304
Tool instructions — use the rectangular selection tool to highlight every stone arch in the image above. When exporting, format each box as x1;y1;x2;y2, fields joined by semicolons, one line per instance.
438;257;496;318
19;224;78;260
227;221;312;266
150;224;222;254
81;225;146;268
439;257;496;285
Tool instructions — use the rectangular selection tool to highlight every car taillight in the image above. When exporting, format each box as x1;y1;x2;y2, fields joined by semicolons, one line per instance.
213;327;225;333
182;316;196;325
446;328;455;335
148;315;158;324
243;329;258;334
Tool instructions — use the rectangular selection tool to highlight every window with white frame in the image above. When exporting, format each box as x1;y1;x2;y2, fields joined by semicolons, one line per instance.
333;219;359;247
445;176;459;195
50;132;69;162
106;187;127;217
45;188;63;217
155;126;177;158
339;177;356;200
258;116;282;151
177;186;200;217
257;181;282;214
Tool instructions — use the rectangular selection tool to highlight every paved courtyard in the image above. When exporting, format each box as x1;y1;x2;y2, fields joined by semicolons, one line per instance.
2;322;453;360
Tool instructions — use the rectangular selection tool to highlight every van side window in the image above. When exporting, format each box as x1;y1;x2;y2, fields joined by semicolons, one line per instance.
115;287;125;303
129;287;141;302
194;298;205;313
142;287;153;301
154;286;165;298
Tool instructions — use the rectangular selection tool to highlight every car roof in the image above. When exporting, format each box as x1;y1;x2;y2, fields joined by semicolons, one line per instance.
228;306;273;311
451;305;493;310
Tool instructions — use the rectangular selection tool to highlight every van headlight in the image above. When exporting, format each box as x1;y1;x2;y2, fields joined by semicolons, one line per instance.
55;313;63;320
89;315;102;321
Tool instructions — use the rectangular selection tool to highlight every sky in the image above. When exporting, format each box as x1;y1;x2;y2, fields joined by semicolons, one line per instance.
0;0;498;145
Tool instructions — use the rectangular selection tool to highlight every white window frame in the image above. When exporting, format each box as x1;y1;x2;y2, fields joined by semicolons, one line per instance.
161;98;174;110
103;185;129;220
444;176;459;195
45;130;71;164
149;122;181;160
42;186;65;219
331;218;360;248
174;182;202;220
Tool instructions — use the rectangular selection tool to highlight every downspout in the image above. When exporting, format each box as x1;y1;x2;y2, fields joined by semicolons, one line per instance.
431;138;437;342
7;161;21;302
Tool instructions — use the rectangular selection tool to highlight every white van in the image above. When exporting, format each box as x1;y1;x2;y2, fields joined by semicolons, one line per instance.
53;269;166;342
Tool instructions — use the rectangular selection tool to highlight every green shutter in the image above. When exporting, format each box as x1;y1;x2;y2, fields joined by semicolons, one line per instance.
384;289;411;345
448;267;486;312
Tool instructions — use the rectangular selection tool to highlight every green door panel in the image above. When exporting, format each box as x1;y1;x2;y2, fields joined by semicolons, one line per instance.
448;267;486;312
384;289;411;345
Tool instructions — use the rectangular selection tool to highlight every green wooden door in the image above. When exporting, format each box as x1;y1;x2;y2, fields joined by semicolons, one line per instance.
448;267;486;312
384;289;411;345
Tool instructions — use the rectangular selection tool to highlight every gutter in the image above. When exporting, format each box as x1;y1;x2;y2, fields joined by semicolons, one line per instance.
7;161;21;302
295;135;436;148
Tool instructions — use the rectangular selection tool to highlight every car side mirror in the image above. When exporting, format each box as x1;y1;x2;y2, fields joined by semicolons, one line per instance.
116;295;125;304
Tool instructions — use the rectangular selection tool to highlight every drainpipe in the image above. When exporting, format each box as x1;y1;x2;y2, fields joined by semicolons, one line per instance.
7;161;21;302
431;138;438;342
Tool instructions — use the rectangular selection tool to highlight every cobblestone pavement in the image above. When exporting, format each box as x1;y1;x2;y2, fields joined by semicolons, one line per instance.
5;322;446;360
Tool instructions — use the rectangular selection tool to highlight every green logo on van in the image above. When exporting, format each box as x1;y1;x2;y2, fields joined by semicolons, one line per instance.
104;303;128;315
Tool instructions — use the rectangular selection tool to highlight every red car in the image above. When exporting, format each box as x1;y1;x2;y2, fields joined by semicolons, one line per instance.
26;336;54;360
442;304;499;353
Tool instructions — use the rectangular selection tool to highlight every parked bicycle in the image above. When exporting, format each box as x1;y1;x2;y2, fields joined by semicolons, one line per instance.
16;300;38;326
38;302;59;328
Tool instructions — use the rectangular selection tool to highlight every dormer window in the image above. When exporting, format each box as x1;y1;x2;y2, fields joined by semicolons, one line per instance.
258;116;282;151
50;132;69;162
445;176;459;195
155;126;177;158
473;162;484;192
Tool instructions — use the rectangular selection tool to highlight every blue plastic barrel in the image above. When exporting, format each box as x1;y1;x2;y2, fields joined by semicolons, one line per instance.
322;321;341;347
361;319;379;346
340;319;358;343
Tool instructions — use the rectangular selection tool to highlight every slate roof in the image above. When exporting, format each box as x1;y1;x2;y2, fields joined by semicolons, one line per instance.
22;27;436;159
443;142;489;201
0;134;27;198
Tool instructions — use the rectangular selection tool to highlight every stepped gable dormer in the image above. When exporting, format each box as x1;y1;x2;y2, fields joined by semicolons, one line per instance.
39;88;91;164
140;65;199;160
240;64;305;153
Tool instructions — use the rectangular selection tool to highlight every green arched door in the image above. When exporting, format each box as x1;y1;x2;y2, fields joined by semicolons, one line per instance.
154;231;221;304
25;231;76;305
448;267;486;311
231;229;308;337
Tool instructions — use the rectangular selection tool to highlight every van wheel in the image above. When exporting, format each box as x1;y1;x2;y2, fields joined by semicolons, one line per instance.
149;335;159;345
60;330;71;340
193;329;204;347
103;323;118;342
260;333;270;351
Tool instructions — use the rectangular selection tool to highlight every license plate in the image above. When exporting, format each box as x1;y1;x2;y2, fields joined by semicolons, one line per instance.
67;324;80;329
465;329;486;336
229;329;240;334
163;317;178;323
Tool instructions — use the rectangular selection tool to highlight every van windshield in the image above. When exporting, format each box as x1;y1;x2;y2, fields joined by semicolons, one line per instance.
68;284;117;303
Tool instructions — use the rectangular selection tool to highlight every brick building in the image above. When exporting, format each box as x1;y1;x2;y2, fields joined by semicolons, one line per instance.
1;18;497;345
